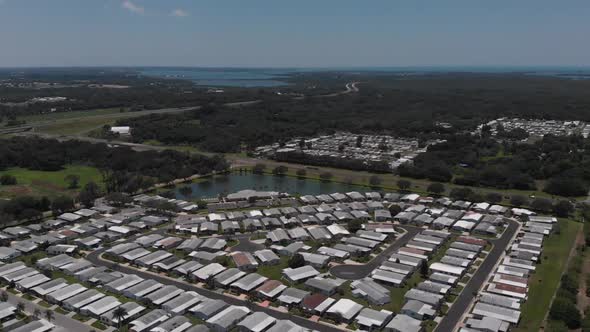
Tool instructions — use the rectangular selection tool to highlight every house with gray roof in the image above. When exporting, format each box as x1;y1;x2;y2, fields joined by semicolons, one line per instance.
401;300;436;320
304;277;344;296
162;291;203;315
128;309;170;332
135;250;172;267
214;268;247;288
231;273;267;293
384;314;423;332
375;209;392;222
351;278;391;305
151;315;193;332
192;263;226;282
153;256;186;272
278;287;310;306
356;308;393;331
174;261;204;276
299;252;331;268
343;237;380;249
15;274;50;292
404;289;443;308
200;238;227;252
81;296;121;318
146;285;184;306
326;298;363;323
124;279;164;300
282;265;320;283
100;301;145;327
317;246;349;260
267;229;290;243
357;230;387;242
190;299;229;320
237;311;276;332
63;289;105;311
206;305;251;332
32;278;68;296
254;249;280;265
105;274;143;293
46;283;87;304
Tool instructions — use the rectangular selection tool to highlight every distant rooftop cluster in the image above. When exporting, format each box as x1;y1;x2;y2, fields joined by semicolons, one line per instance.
477;117;589;138
256;132;445;170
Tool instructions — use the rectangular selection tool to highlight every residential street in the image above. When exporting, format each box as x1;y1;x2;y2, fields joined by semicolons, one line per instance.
86;250;345;332
434;219;520;332
3;288;101;332
330;225;420;279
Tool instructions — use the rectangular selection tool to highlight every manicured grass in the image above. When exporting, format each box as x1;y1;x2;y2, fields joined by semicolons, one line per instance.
514;218;581;332
38;300;52;308
55;307;68;315
37;116;121;135
19;107;125;122
91;320;107;330
0;165;103;199
257;256;289;281
73;313;90;322
18;252;48;266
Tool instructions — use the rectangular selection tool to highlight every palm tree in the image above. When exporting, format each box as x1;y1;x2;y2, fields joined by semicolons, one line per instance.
45;309;54;322
0;291;8;302
33;308;41;319
16;302;25;315
112;306;128;329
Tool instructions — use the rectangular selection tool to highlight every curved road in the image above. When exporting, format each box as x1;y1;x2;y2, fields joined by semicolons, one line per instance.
330;226;421;279
86;249;343;332
230;234;265;252
434;219;520;332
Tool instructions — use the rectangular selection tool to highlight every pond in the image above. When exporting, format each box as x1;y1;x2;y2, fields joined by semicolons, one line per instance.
174;173;370;200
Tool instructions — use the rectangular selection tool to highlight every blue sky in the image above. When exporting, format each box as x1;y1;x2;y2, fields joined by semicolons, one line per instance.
0;0;589;67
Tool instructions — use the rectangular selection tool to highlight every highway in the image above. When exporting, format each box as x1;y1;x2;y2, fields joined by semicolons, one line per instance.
434;219;520;332
330;226;420;279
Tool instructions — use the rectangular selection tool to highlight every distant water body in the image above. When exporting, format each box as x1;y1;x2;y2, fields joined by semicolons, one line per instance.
139;68;291;87
140;66;590;87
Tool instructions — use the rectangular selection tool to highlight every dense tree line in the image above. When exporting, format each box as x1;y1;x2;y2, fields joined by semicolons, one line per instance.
120;74;590;157
0;136;229;190
0;68;279;122
399;134;590;197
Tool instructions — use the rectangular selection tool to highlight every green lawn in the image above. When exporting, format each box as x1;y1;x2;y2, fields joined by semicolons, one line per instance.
91;320;107;330
514;218;581;332
19;107;125;123
257;256;290;281
36;117;121;135
0;165;102;199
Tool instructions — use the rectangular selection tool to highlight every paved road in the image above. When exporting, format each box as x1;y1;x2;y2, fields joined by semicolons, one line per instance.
230;234;265;252
434;219;520;332
86;250;344;332
4;289;93;332
330;226;421;279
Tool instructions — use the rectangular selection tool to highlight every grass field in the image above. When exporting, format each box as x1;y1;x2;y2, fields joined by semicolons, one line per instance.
19;107;125;123
0;165;103;198
514;218;582;332
36;116;122;135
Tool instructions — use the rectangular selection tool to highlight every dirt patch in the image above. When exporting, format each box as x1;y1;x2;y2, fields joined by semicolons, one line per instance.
5;185;33;195
31;179;65;192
